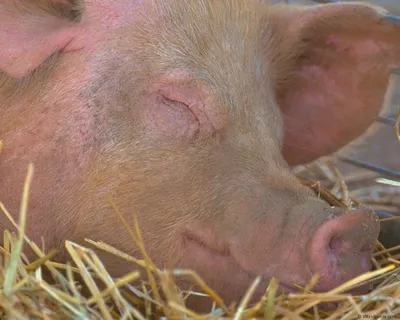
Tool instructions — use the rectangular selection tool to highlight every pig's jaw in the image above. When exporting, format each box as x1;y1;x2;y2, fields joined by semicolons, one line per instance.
180;230;300;305
181;224;309;298
180;206;379;306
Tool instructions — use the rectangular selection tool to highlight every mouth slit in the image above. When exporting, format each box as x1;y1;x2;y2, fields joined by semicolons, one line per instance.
182;233;231;257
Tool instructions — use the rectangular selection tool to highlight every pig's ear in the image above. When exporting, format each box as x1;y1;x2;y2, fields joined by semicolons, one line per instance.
0;1;83;78
271;3;400;166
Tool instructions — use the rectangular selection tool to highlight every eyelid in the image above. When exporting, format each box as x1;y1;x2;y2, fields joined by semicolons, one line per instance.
161;96;190;109
161;95;200;125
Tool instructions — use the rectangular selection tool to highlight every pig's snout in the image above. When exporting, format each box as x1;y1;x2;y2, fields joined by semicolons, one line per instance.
307;206;380;293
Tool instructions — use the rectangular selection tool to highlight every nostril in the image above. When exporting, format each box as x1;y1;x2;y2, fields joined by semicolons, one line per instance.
307;207;380;292
329;235;344;254
329;234;362;255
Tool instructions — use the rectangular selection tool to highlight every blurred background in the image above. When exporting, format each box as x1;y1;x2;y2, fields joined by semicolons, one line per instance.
272;0;400;15
273;0;400;216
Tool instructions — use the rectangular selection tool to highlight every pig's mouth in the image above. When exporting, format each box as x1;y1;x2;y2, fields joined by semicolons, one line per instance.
181;231;346;311
181;206;379;304
182;230;235;265
181;230;304;298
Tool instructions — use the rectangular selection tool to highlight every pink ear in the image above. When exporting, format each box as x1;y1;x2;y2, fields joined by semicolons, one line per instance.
0;1;82;78
272;3;400;166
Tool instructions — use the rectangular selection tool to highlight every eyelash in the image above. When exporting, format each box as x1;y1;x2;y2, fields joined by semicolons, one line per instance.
161;96;190;110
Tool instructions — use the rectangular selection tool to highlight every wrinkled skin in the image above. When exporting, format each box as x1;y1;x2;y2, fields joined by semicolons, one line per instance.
0;0;399;310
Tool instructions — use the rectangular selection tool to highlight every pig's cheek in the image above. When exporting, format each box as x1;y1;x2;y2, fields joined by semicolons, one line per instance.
142;98;200;139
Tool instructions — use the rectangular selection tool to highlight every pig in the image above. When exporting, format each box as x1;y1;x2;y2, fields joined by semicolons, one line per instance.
0;0;399;310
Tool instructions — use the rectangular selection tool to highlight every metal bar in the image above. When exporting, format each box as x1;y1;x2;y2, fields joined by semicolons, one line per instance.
338;156;400;181
386;14;400;22
375;116;397;126
376;211;395;219
312;0;340;3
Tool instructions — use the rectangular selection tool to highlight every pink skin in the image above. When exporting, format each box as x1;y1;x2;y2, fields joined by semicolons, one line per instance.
0;0;398;310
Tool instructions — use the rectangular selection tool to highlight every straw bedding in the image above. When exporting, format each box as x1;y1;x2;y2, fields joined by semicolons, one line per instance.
0;112;399;320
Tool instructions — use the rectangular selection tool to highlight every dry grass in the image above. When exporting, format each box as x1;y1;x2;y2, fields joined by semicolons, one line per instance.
0;139;400;319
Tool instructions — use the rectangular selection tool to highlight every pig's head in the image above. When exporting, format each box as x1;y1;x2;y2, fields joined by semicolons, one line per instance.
0;0;399;308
